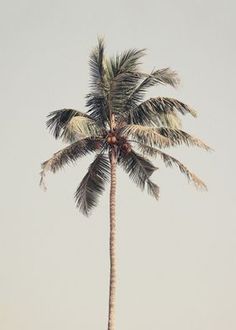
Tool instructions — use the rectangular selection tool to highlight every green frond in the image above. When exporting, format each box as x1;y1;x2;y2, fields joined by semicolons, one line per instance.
109;72;143;114
120;124;173;148
74;153;110;216
108;48;146;78
146;180;160;200
105;49;146;114
87;38;110;125
40;138;99;190
150;68;180;88
125;68;180;112
89;37;106;89
129;97;197;128
86;92;109;127
118;149;159;199
155;97;197;116
137;143;207;190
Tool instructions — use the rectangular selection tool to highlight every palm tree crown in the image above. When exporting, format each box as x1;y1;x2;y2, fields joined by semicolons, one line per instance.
40;38;210;216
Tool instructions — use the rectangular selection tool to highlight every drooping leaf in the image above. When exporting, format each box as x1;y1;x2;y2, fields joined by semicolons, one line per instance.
157;127;212;150
149;68;180;88
86;92;109;126
121;125;211;151
40;138;99;190
146;180;160;200
128;97;197;128
46;109;93;140
137;143;207;190
119;149;159;199
74;153;110;215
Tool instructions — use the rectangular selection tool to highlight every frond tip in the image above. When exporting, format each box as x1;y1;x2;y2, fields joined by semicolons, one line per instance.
146;180;160;200
157;128;212;150
89;37;105;88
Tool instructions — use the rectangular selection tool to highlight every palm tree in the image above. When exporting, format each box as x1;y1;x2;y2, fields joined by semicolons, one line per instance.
40;38;210;330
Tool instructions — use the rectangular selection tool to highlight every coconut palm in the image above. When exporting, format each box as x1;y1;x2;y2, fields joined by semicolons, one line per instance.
40;38;210;330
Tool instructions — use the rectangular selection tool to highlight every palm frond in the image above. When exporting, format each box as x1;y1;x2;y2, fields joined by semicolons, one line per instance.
105;49;146;113
87;38;110;125
40;138;99;190
125;68;180;111
108;48;146;78
86;92;109;127
46;109;93;140
146;179;160;199
74;153;110;216
119;149;159;199
62;115;102;142
150;68;180;88
109;72;143;114
89;37;106;89
137;143;207;190
157;128;211;150
129;97;197;128
121;125;211;150
120;124;173;148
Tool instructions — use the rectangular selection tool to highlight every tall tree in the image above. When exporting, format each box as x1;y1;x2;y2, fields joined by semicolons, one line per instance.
40;38;210;330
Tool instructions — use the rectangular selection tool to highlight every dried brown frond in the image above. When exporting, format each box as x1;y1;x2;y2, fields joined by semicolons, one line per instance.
40;139;99;190
138;143;207;190
157;128;212;151
120;124;172;148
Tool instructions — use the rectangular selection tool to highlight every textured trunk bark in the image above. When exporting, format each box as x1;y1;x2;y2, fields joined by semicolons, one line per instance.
108;148;117;330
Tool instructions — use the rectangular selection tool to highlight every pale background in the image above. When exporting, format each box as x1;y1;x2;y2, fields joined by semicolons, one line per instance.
0;0;235;329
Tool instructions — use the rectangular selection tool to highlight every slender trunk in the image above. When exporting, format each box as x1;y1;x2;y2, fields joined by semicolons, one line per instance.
108;148;117;330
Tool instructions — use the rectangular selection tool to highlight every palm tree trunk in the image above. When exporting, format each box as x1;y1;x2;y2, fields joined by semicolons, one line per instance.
108;148;117;330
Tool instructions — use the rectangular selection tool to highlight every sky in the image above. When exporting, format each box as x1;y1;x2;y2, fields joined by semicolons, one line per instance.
0;0;235;329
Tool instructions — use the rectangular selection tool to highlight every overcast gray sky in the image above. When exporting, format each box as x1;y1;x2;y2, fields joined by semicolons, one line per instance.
0;0;235;329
